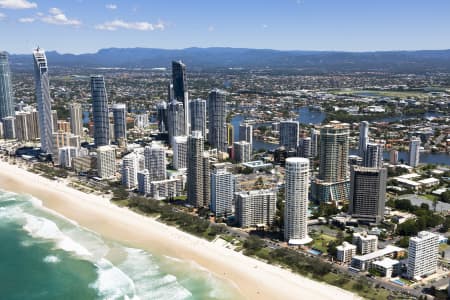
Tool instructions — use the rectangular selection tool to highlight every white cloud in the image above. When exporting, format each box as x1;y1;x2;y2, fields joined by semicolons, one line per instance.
0;0;37;9
262;24;268;29
105;4;117;10
208;25;214;32
48;7;62;15
0;12;6;19
19;17;35;23
40;7;81;26
95;19;164;31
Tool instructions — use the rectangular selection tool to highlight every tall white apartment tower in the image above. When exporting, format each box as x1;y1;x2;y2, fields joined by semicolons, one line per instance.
239;123;253;146
409;137;421;168
407;231;438;279
364;142;384;168
167;99;186;145
33;48;53;154
235;189;277;228
284;157;312;245
233;140;252;163
69;103;83;136
189;98;206;137
172;135;188;170
310;128;320;158
121;152;139;189
144;143;166;182
137;169;151;195
211;168;235;217
358;121;369;158
96;145;116;179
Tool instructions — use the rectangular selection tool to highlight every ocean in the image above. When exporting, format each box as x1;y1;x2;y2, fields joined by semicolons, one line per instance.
0;190;237;300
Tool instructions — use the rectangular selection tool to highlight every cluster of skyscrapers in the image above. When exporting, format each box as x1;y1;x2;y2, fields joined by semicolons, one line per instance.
0;49;429;254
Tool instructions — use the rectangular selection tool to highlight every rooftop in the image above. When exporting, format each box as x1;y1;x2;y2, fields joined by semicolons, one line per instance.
372;257;399;269
353;245;404;262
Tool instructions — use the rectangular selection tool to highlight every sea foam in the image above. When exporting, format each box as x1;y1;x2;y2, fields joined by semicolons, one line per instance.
90;258;138;300
22;213;92;258
117;247;192;300
43;255;61;264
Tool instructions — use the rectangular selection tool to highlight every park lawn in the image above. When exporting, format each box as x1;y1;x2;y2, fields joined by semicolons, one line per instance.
312;234;336;254
423;194;439;202
439;243;449;252
322;273;392;300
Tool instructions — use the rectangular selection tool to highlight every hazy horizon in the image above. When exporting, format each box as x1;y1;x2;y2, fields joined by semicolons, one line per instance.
1;0;450;54
7;46;450;56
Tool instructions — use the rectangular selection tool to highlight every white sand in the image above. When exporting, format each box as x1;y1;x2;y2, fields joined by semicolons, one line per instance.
0;160;359;300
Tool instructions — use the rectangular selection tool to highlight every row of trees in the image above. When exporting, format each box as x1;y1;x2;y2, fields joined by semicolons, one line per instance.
387;199;444;236
112;195;227;240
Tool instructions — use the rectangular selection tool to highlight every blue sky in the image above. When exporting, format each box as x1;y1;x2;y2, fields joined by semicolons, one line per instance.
1;0;450;54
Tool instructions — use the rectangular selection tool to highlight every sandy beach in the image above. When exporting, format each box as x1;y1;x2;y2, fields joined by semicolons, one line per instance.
0;160;359;300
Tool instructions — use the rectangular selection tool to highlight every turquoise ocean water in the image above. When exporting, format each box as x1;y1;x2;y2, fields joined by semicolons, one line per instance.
0;190;237;300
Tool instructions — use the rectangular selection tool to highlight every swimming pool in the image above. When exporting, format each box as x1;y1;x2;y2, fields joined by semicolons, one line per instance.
308;249;322;255
391;279;405;286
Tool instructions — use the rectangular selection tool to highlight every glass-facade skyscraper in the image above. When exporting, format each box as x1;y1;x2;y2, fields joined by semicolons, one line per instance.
172;60;189;134
33;48;53;154
207;89;227;152
112;103;127;143
91;75;110;147
0;52;14;121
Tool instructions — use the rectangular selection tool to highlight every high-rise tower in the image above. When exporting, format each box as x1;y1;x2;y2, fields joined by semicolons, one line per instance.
284;157;311;245
358;121;369;158
211;168;235;217
207;89;227;152
364;142;384;168
167;99;186;144
189;98;207;137
313;122;350;203
172;61;189;133
91;75;110;147
112;103;127;143
144;143;166;182
239;123;253;146
280;120;299;150
69;103;83;136
33;48;53;154
349;166;387;224
187;131;209;208
0;52;14;121
409;137;420;167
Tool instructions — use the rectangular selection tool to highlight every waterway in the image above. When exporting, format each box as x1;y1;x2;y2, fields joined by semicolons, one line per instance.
231;107;450;165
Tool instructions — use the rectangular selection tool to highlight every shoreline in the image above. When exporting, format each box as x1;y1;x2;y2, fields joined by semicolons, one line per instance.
0;160;359;300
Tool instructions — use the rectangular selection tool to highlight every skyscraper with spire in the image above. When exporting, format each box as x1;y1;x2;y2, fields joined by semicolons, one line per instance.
0;51;14;121
172;61;189;133
33;48;53;154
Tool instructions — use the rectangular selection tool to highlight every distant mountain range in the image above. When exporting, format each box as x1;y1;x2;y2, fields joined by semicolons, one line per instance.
9;47;450;73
